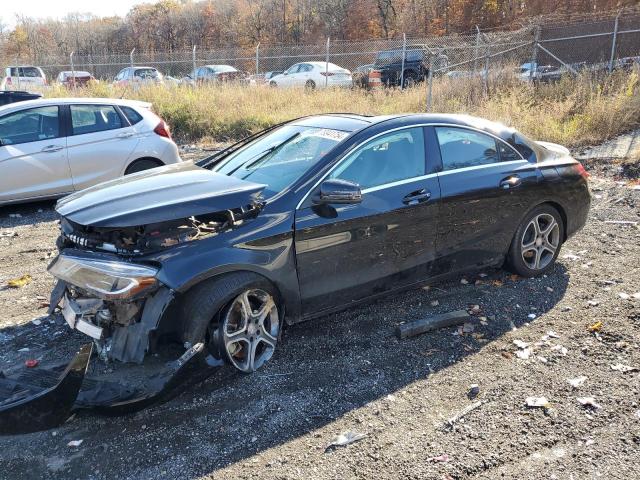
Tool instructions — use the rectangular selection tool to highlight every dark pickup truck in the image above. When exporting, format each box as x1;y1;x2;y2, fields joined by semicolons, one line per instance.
368;46;448;88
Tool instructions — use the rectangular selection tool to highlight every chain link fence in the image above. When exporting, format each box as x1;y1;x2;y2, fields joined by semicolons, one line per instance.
2;11;639;99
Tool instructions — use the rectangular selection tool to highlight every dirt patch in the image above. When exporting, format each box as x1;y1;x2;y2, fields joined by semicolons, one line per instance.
0;154;639;479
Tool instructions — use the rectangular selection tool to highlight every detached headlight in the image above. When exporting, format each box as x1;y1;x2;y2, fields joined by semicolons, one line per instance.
49;254;158;300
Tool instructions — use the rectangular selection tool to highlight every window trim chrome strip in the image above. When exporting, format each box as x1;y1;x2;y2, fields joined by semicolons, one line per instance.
296;122;527;210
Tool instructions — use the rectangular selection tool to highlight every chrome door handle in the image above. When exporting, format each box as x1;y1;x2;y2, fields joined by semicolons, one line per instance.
41;145;63;153
402;188;432;205
117;132;135;139
499;175;521;189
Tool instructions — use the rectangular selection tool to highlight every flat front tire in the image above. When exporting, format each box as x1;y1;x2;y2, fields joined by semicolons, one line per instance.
506;205;564;277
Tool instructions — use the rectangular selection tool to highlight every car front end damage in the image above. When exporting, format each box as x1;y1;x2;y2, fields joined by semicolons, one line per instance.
0;164;268;434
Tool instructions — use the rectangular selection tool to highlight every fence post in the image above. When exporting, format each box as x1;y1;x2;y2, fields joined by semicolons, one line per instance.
473;25;481;73
530;26;540;80
400;33;407;89
70;51;75;89
15;57;21;90
130;48;135;68
609;10;621;73
483;44;490;95
325;37;330;87
192;45;197;75
256;42;260;76
426;56;433;112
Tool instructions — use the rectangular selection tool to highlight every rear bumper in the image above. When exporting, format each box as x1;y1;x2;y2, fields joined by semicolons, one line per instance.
566;182;591;239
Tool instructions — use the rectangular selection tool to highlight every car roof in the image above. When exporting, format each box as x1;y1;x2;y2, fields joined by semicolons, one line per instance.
0;97;152;114
291;113;521;139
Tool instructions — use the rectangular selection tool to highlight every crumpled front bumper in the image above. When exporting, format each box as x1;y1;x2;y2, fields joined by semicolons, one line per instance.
0;342;222;435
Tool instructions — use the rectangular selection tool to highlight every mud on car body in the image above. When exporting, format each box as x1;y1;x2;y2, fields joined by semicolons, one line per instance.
47;113;591;374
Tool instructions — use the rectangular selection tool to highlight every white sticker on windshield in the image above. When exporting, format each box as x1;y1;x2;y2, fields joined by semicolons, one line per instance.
302;129;349;141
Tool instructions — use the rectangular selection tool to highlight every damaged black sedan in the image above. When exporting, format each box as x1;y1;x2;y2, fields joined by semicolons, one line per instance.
47;113;590;374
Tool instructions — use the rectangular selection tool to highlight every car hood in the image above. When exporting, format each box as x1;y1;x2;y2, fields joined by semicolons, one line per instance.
56;162;266;228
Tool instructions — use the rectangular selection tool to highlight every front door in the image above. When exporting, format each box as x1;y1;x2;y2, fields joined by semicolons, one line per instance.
295;126;440;316
65;104;140;190
431;125;539;274
0;105;72;203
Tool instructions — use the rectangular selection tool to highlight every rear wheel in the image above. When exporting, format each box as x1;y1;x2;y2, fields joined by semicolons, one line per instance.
506;205;564;277
402;72;418;88
182;273;282;373
125;158;163;175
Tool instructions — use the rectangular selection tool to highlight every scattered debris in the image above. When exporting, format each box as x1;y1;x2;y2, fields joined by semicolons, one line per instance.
326;431;367;450
526;396;550;408
587;321;603;333
396;310;470;339
427;454;450;463
17;347;30;353
551;344;568;356
67;440;83;448
547;331;560;338
8;213;22;218
516;348;533;360
562;253;580;261
462;322;475;333
603;220;637;225
468;384;480;399
610;364;638;373
577;397;602;409
545;286;554;292
25;359;39;368
31;319;42;326
618;292;630;300
0;230;17;238
7;274;32;288
430;300;439;307
568;376;587;388
460;278;469;285
587;300;600;307
527;313;537;320
513;340;529;349
444;400;485;430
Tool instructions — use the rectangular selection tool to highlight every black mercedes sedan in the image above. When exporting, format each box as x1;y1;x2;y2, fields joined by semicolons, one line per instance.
48;113;590;373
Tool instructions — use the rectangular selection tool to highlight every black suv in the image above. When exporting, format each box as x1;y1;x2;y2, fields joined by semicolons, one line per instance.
369;46;447;88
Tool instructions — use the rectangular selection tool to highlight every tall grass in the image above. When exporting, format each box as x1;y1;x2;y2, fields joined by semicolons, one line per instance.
44;69;640;147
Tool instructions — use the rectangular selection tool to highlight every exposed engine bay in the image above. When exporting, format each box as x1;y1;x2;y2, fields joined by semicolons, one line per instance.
58;203;263;256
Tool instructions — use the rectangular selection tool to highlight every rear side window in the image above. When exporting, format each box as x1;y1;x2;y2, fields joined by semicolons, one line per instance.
498;142;524;162
435;127;499;171
0;106;60;145
120;106;143;125
134;68;158;79
70;105;123;135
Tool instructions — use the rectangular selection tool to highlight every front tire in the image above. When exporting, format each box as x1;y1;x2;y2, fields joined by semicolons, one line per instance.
181;273;281;373
305;80;316;90
506;205;564;277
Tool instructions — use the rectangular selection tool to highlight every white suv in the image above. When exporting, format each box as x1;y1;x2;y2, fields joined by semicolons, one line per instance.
0;98;182;205
1;66;47;90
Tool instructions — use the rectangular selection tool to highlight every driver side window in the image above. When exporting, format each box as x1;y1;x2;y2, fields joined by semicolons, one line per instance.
286;64;300;75
329;127;426;190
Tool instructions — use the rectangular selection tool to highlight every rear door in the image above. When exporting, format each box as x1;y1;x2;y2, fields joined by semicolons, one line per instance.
295;126;441;315
431;125;539;274
0;105;71;202
65;104;140;190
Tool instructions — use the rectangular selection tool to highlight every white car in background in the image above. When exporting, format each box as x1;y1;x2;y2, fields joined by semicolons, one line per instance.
269;62;352;89
0;98;181;205
1;66;47;90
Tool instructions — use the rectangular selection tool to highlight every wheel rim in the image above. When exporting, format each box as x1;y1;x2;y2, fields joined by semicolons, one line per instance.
221;289;279;372
521;213;560;270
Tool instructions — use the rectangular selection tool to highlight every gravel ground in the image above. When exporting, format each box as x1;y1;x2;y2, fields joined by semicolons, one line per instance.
0;143;638;480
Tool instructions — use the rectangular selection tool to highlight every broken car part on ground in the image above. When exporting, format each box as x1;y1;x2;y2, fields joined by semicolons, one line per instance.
0;113;590;434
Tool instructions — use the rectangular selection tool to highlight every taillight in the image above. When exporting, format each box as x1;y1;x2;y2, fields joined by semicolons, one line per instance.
320;71;335;77
154;120;171;139
575;162;590;179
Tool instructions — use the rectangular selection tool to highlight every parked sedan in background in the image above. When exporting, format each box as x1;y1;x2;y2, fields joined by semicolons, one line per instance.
48;113;589;374
185;65;248;85
56;71;96;88
113;66;163;88
269;62;352;89
0;98;181;205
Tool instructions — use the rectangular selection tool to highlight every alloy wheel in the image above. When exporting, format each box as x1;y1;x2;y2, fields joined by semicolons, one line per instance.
220;289;279;372
520;213;560;270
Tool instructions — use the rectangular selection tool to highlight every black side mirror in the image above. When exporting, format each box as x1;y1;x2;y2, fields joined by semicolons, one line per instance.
314;178;362;205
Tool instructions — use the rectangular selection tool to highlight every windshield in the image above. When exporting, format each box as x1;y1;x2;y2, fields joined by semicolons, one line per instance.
212;125;349;197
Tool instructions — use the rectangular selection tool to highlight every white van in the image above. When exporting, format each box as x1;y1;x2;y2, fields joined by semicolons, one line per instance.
1;66;47;90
